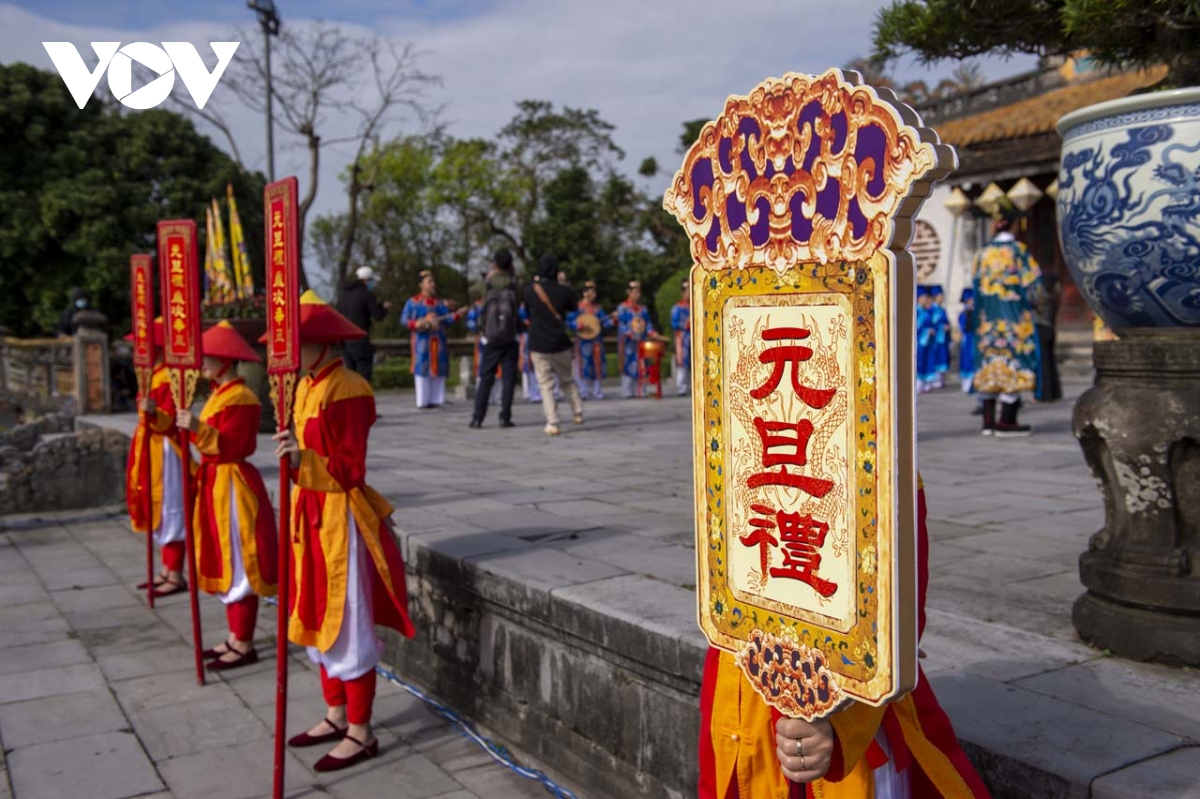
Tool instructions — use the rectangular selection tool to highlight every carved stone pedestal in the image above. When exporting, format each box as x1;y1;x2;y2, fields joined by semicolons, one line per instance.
1072;329;1200;666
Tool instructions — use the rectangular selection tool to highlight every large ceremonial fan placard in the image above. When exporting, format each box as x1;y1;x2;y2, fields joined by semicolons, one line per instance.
664;69;955;720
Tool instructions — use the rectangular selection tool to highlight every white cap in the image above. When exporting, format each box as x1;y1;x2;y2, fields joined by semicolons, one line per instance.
355;266;377;281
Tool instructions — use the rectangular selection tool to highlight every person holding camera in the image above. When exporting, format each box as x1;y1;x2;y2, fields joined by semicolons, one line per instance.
524;255;585;435
337;266;391;383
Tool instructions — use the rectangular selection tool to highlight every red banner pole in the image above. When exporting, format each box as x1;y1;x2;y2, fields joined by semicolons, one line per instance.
142;407;155;610
265;177;301;799
130;255;157;610
180;427;204;685
156;223;204;687
273;438;291;799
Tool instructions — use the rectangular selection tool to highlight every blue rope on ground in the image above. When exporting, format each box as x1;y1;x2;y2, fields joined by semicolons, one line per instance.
260;598;576;798
373;664;578;799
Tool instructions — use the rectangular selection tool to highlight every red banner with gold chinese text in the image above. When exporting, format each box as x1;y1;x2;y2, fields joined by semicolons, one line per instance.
156;220;201;371
264;177;300;376
129;254;155;373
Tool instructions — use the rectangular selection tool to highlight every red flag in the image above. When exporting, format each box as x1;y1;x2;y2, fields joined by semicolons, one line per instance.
264;179;300;379
129;254;156;387
156;220;202;373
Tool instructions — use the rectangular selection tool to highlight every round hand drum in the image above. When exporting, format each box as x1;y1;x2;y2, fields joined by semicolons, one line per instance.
575;312;602;341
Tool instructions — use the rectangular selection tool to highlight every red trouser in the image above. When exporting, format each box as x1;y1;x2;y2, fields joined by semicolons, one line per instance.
319;666;377;725
226;595;259;641
162;541;185;571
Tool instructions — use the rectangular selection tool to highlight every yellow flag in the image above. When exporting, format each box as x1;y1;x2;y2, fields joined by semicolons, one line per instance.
211;196;234;304
227;183;253;299
204;205;217;305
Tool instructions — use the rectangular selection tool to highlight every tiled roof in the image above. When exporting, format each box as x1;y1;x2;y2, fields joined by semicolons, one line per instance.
934;67;1168;147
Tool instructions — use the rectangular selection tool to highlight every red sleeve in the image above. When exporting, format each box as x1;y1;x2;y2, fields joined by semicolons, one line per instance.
318;394;376;489
197;403;260;461
149;380;178;435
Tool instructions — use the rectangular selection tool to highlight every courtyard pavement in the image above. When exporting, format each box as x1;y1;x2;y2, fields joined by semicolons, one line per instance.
32;373;1200;797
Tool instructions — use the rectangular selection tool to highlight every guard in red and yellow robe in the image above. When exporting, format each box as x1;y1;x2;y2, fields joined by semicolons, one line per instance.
178;321;278;671
698;477;991;799
275;291;414;773
125;317;189;598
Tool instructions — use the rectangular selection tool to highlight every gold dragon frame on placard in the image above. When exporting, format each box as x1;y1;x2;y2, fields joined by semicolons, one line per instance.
665;68;956;719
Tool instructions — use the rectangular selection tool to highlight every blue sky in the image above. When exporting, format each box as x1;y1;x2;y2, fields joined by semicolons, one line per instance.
3;0;1036;287
3;0;496;28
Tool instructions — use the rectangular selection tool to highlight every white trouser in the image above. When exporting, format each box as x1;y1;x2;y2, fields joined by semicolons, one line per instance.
414;376;446;408
675;362;689;396
307;512;384;681
218;476;252;605
871;728;912;799
621;374;638;398
154;437;186;548
577;377;606;400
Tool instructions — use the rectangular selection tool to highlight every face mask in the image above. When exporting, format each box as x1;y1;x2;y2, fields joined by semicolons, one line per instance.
75;299;88;309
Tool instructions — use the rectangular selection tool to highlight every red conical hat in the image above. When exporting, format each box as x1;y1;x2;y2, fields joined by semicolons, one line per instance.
256;290;366;344
202;320;261;363
123;315;165;346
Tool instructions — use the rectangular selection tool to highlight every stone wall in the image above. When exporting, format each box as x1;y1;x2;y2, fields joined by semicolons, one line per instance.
0;415;129;515
386;530;705;799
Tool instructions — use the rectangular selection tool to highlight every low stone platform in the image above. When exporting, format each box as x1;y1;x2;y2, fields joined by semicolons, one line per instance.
79;377;1200;799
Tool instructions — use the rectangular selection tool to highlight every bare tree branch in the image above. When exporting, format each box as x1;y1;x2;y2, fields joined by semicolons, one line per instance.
209;21;439;290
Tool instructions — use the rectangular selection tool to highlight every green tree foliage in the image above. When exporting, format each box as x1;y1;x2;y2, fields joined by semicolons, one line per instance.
873;0;1200;87
313;104;697;318
0;64;265;336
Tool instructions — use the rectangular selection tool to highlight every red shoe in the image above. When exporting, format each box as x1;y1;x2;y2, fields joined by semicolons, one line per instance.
202;642;231;659
205;647;258;672
150;579;187;598
287;719;347;748
313;735;379;772
136;576;167;590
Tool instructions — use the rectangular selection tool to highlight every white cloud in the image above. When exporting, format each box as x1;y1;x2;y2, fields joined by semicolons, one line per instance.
2;0;1035;290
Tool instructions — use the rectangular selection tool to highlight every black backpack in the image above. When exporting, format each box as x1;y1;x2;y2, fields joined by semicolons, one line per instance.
482;280;519;347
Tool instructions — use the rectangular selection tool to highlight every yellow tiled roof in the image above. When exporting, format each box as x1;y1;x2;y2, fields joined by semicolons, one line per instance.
934;67;1168;147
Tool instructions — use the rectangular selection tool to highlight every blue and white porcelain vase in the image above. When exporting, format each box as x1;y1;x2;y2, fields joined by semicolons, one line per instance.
1056;88;1200;330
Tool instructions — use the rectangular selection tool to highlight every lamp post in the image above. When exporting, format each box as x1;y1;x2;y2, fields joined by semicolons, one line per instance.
247;0;280;181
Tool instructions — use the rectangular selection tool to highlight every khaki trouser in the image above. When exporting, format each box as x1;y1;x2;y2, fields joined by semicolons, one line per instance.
531;350;583;427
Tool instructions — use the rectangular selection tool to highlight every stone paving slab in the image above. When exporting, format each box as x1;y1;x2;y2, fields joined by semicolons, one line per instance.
6;731;164;799
0;689;129;749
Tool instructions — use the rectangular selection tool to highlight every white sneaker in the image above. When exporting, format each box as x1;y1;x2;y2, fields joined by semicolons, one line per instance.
544;424;561;436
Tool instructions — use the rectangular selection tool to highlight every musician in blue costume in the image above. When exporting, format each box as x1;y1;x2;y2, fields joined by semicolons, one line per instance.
930;285;951;389
566;280;615;400
401;270;463;409
670;279;691;397
616;281;655;398
915;286;938;394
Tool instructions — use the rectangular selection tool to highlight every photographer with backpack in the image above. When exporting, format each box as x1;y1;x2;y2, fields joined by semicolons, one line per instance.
469;250;521;429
